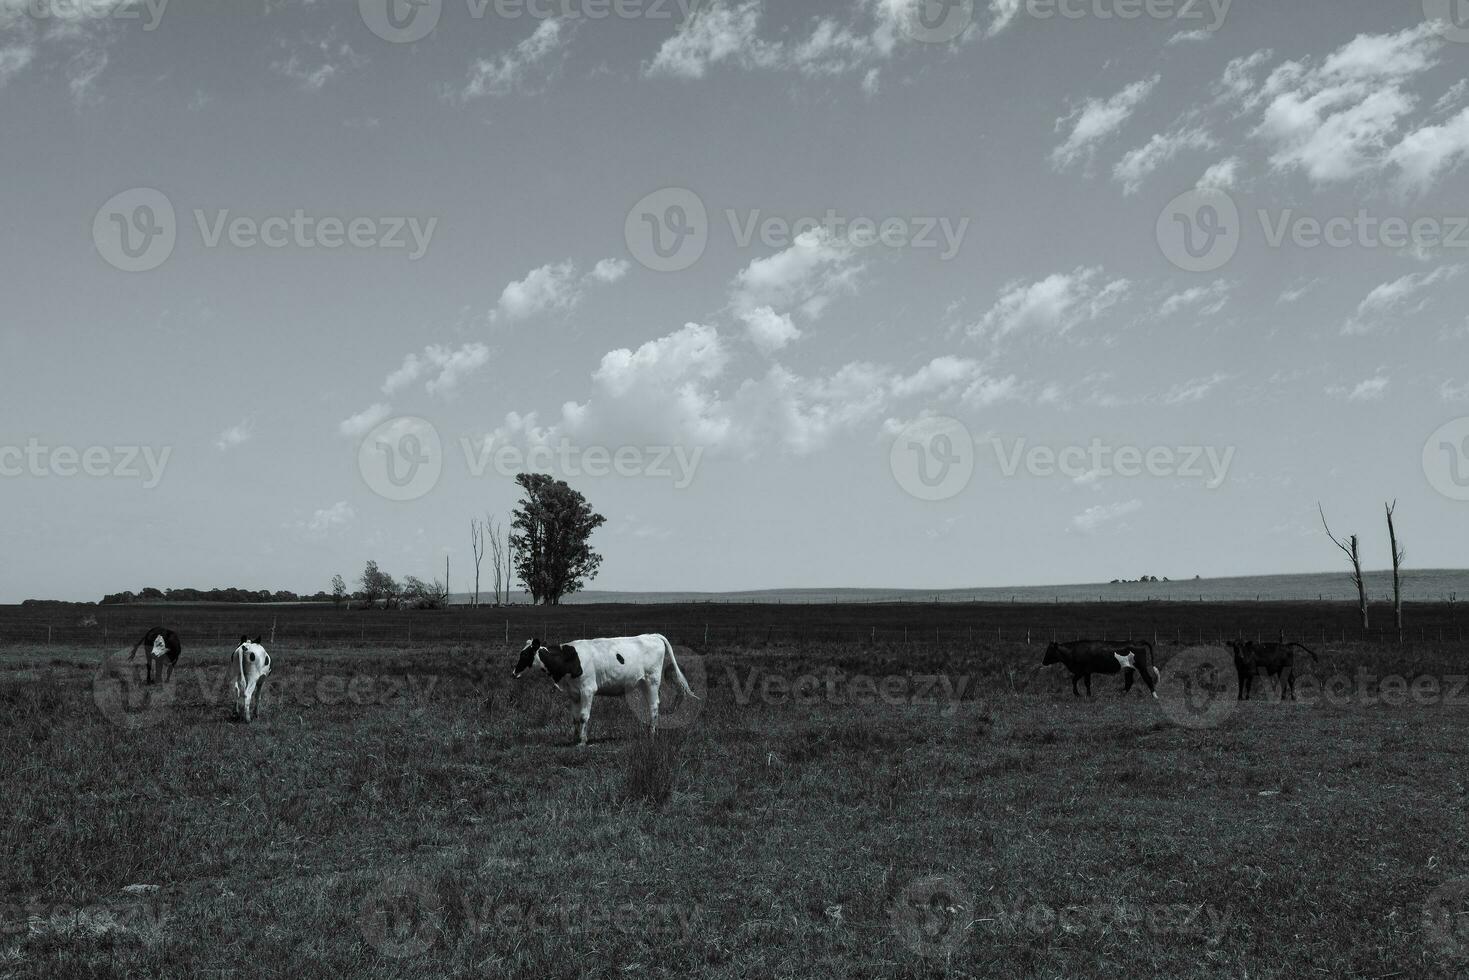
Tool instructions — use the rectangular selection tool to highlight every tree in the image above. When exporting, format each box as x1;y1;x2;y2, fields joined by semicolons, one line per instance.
403;575;449;610
469;519;486;608
359;561;397;610
487;516;511;606
1320;504;1369;628
1386;500;1405;630
331;575;347;608
509;474;606;605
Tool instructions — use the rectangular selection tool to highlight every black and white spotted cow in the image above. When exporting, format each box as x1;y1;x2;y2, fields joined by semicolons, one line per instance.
512;634;700;747
127;627;182;685
232;636;272;723
1042;639;1160;699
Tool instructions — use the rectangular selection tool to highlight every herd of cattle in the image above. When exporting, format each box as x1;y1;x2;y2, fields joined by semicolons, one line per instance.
1043;637;1320;702
119;626;1319;741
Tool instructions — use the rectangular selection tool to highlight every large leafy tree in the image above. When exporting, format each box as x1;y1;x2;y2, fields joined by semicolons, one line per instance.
509;474;606;605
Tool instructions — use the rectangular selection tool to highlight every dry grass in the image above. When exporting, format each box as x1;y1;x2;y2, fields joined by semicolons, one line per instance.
2;627;1468;978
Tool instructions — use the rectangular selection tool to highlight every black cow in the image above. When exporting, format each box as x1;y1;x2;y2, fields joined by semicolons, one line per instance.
127;627;182;684
1042;639;1159;699
1227;640;1318;700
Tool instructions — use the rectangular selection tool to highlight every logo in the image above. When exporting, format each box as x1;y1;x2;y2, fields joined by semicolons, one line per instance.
1424;878;1469;959
889;416;974;502
625;188;708;272
1425;0;1469;42
891;875;973;957
360;0;442;42
359;875;443;957
91;649;176;731
1424;418;1469;502
93;188;176;272
358;416;443;502
623;647;706;730
1157;188;1240;273
900;0;974;43
1158;646;1237;730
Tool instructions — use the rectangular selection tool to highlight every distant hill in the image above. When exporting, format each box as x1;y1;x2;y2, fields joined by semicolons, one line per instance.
450;569;1468;606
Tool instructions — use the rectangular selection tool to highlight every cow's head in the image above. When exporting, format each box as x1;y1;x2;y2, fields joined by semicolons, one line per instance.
150;635;168;659
513;638;547;679
1041;642;1062;666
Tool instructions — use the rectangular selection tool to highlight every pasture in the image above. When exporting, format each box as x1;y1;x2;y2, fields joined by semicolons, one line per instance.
3;602;1469;978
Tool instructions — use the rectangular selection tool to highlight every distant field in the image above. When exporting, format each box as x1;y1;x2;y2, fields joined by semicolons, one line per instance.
4;604;1469;977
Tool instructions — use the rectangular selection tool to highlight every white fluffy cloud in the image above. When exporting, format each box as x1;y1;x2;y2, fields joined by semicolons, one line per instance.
462;18;565;99
971;267;1131;340
1343;266;1461;334
1072;499;1143;533
492;257;627;322
383;343;491;397
730;229;861;324
1113;127;1215;194
1051;75;1159;171
1158;279;1232;319
338;403;393;439
214;419;254;452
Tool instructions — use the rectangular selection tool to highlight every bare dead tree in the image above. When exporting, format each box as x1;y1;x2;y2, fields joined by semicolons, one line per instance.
469;518;486;608
1386;499;1405;630
487;515;507;606
1320;503;1369;629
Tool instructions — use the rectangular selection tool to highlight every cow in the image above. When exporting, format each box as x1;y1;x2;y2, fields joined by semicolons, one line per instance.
232;636;272;723
513;634;700;747
1227;640;1318;701
127;627;181;685
1042;639;1160;699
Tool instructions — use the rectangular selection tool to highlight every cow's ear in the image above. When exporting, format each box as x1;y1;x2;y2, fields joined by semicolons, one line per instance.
559;645;583;679
253;636;262;645
239;635;248;645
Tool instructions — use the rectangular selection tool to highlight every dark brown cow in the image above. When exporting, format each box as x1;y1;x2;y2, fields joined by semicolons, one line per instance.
1042;639;1159;699
127;627;182;684
1227;640;1319;700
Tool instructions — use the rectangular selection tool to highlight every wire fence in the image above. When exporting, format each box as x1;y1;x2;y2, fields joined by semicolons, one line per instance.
2;618;1464;651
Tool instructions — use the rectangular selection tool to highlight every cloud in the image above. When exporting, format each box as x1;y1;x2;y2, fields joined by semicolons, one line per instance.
1197;156;1242;190
1051;75;1160;171
0;44;33;87
1387;107;1469;198
1343;266;1461;334
1238;25;1445;186
986;0;1022;36
295;501;356;537
1114;127;1216;194
462;18;566;99
590;258;630;283
1327;373;1391;401
971;267;1131;340
1158;279;1232;318
339;403;393;439
645;1;775;79
1277;278;1323;304
492;258;627;321
1163;373;1231;404
739;306;801;355
383;343;492;397
1168;29;1213;45
214;419;254;452
272;29;365;92
1072;499;1143;533
730;229;862;321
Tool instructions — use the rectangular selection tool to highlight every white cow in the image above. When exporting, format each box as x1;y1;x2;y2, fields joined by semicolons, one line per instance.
232;636;272;723
513;634;699;747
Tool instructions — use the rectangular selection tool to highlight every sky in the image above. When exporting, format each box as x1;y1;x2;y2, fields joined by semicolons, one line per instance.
2;0;1469;602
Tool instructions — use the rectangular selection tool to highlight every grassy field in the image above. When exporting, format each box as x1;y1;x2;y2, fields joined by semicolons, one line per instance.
3;603;1469;977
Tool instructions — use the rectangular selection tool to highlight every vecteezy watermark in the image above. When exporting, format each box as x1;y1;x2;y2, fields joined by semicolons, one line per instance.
1424;417;1469;502
358;417;445;502
898;0;974;42
1157;188;1240;273
1158;645;1238;729
1425;0;1469;44
93;188;437;272
18;0;168;29
1292;671;1469;709
92;648;176;731
1009;0;1229;29
976;896;1233;940
358;0;704;43
625;188;970;272
0;440;171;488
1;897;172;940
889;416;976;502
891;876;973;957
725;668;974;717
359;874;697;957
989;437;1235;489
462;438;703;490
1424;878;1469;960
1160;190;1469;272
356;416;706;502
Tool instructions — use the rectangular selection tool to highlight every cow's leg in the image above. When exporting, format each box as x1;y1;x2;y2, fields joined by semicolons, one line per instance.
254;677;266;717
1123;669;1135;694
1071;674;1082;697
1138;663;1158;698
645;678;661;735
165;659;175;684
1084;674;1093;698
575;698;593;747
146;658;154;685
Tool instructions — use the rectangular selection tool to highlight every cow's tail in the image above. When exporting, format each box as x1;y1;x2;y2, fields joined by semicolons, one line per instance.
1291;642;1320;663
661;635;701;700
1137;639;1160;681
127;631;148;661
